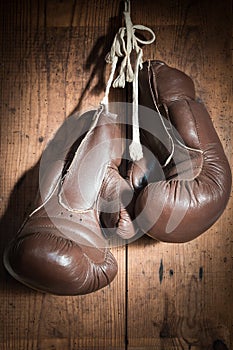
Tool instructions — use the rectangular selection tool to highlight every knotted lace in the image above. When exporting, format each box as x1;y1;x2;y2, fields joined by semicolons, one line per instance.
101;0;155;161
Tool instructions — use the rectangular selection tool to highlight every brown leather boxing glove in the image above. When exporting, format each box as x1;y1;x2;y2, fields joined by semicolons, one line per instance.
128;60;232;243
4;108;135;295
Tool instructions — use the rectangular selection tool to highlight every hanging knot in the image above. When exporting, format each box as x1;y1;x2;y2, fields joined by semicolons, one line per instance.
102;0;156;161
105;52;112;64
113;71;126;88
129;141;143;161
126;59;134;82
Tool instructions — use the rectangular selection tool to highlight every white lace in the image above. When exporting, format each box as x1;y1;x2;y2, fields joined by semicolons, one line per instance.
101;0;155;161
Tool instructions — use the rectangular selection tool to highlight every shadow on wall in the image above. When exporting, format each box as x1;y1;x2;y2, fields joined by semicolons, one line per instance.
71;2;126;115
213;340;229;350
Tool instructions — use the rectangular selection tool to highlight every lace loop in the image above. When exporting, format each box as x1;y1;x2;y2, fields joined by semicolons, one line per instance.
101;0;156;161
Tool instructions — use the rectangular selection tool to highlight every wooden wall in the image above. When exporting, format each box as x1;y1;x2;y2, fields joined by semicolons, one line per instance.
0;0;232;349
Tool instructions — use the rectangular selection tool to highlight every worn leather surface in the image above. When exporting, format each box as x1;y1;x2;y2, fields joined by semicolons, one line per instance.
129;60;232;243
4;60;232;294
4;110;135;295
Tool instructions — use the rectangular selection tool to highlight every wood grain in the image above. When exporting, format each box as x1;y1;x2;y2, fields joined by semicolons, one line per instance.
0;0;232;349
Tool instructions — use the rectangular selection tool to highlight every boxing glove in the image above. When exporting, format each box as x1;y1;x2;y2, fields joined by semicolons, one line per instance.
128;60;231;243
4;108;135;295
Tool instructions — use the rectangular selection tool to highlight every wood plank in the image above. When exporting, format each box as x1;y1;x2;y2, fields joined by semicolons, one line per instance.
127;0;233;349
0;1;126;349
0;0;232;349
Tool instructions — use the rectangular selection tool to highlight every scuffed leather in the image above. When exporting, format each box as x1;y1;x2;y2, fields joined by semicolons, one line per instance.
4;110;135;295
129;60;232;243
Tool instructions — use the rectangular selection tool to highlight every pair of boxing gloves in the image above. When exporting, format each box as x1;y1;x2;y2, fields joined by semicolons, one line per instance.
4;60;231;295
